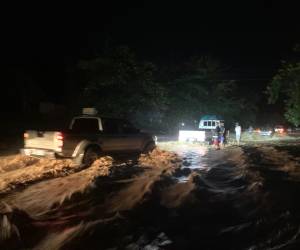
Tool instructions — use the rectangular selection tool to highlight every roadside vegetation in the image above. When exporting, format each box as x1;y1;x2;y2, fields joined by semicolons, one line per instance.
6;46;264;135
267;45;300;127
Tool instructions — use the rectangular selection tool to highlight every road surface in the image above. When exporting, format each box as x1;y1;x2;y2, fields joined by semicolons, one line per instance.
1;141;300;249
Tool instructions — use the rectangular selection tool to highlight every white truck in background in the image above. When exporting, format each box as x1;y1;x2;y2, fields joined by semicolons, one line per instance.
178;115;224;142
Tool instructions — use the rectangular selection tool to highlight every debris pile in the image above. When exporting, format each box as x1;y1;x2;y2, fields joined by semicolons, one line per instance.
0;155;39;173
139;148;182;169
0;157;79;194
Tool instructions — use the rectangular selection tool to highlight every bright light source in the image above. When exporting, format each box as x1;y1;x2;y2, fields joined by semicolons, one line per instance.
178;130;205;142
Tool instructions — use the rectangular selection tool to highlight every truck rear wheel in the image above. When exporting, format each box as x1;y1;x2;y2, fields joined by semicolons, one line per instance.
83;147;101;166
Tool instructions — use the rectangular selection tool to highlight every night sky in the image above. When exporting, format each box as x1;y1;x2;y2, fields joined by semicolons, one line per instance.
1;1;299;114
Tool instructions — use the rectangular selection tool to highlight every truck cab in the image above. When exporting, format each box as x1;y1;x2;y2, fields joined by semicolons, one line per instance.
198;115;224;130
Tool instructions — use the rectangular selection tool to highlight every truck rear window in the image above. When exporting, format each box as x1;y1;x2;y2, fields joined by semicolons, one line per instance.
72;118;100;133
101;118;120;134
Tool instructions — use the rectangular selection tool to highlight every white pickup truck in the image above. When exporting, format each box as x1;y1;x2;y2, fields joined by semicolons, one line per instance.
21;108;156;165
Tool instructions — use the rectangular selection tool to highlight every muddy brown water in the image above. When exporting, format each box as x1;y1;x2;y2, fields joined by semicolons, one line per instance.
1;142;300;249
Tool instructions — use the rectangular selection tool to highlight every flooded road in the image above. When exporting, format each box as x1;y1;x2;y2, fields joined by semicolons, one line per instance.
1;142;300;249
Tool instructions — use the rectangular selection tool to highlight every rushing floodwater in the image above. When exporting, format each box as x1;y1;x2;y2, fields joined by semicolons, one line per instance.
1;142;300;250
167;143;300;250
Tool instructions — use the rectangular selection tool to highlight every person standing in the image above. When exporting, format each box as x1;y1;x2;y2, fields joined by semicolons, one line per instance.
235;123;242;145
214;125;221;150
219;122;225;148
248;125;253;134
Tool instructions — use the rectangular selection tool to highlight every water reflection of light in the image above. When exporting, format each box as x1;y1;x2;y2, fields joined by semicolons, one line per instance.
157;143;209;182
179;146;207;163
176;175;190;183
170;145;209;182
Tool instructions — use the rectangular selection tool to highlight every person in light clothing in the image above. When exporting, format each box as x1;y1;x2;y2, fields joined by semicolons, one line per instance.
235;123;242;145
219;122;225;148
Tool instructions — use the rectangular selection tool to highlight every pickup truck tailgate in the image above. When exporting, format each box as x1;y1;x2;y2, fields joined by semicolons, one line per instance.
24;130;63;152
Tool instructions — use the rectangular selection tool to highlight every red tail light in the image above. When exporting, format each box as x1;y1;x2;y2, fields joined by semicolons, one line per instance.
56;132;64;141
56;132;64;151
